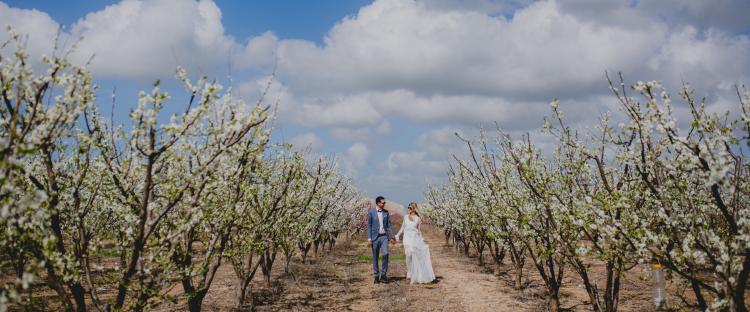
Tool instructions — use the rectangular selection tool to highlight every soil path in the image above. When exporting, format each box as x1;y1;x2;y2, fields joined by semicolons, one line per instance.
243;226;545;311
141;224;656;311
3;227;664;311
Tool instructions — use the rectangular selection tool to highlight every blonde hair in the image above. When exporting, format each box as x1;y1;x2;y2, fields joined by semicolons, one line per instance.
407;202;420;221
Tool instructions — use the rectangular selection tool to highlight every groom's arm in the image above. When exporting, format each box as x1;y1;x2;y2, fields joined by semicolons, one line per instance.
386;214;395;241
366;211;372;244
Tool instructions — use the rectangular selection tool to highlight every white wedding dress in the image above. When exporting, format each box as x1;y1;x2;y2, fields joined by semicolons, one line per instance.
396;215;435;284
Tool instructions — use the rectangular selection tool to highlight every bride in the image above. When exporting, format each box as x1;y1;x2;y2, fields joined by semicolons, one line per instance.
395;203;435;284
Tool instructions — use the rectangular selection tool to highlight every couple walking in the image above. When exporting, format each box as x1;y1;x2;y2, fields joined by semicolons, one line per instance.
367;196;435;284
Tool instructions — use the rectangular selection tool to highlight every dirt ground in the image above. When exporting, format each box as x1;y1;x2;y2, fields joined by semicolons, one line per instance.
7;225;673;311
165;225;662;311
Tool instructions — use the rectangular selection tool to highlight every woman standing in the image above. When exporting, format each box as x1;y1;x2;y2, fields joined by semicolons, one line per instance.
395;203;436;284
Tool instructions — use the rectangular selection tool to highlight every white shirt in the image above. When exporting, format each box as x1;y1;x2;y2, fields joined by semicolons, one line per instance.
377;209;386;234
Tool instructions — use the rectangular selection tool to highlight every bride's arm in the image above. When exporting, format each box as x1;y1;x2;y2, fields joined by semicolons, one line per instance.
395;222;404;241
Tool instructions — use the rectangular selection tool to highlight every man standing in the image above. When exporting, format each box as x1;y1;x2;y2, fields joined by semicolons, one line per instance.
368;196;395;284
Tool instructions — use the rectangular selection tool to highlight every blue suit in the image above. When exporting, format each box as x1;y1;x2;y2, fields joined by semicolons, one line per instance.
367;208;394;279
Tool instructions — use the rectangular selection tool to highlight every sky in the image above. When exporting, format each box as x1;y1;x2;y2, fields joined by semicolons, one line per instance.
2;0;750;205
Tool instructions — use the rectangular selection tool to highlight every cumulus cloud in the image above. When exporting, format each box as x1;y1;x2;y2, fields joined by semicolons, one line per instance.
257;0;749;131
270;88;554;130
376;119;392;135
0;0;275;80
418;0;541;16
415;127;469;157
5;0;747;128
376;127;476;188
275;0;654;98
0;2;64;61
69;0;229;79
288;132;323;152
386;151;445;175
636;0;750;33
327;120;390;141
298;97;382;128
346;142;370;168
4;0;749;203
368;148;450;200
330;127;373;141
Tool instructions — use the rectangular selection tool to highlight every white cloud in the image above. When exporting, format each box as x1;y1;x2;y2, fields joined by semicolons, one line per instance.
0;0;275;80
636;0;750;33
275;0;664;99
288;132;322;152
330;127;373;141
298;97;381;128
385;151;446;176
417;0;514;14
376;119;392;135
219;0;748;132
5;0;747;129
275;88;552;130
346;142;370;168
4;0;750;204
235;31;278;71
376;127;477;187
371;126;557;201
327;121;390;141
0;2;63;61
416;127;469;157
368;148;449;201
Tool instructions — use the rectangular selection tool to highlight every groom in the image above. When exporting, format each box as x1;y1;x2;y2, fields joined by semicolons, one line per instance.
367;196;395;284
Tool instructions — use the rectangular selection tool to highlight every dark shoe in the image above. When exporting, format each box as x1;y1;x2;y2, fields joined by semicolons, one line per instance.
374;277;380;284
380;276;388;284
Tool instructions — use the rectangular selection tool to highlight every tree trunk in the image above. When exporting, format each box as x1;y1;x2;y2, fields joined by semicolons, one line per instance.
509;243;525;290
515;267;524;290
603;260;622;312
14;252;26;279
475;241;485;266
299;243;311;264
260;254;271;287
260;249;277;287
548;291;561;312
234;250;262;309
573;259;602;312
236;277;253;309
187;289;208;312
492;242;505;264
527;241;564;312
689;277;708;311
70;283;87;312
115;152;155;311
284;248;293;274
606;269;621;312
491;242;506;275
732;256;750;312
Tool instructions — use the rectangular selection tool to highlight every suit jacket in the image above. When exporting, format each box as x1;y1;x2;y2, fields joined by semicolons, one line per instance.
367;208;394;241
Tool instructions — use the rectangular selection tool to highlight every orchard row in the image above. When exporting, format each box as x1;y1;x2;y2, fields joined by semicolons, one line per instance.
0;33;365;311
425;75;750;312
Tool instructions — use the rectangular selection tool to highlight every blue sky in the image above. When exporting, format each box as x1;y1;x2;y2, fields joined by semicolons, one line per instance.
2;0;750;205
3;0;372;43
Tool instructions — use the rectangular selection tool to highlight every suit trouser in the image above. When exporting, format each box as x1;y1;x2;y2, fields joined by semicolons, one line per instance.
372;234;389;278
